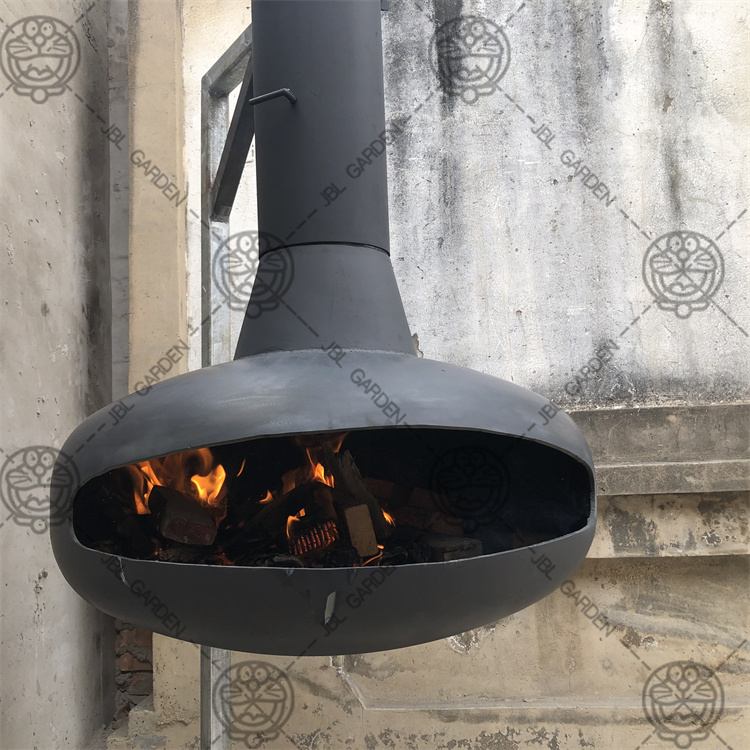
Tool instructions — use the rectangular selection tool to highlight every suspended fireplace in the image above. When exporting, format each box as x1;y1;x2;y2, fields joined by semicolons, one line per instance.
51;0;596;655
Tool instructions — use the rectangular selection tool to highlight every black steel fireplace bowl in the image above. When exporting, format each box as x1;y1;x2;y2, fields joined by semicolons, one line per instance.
51;0;595;656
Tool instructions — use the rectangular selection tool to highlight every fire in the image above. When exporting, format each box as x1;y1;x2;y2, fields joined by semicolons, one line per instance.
279;435;345;496
126;448;228;516
362;547;384;566
286;510;303;538
191;462;226;504
382;510;395;527
311;456;333;488
328;432;348;453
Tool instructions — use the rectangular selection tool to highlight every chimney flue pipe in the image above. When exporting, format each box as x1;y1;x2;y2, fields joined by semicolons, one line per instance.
235;0;414;359
253;0;390;252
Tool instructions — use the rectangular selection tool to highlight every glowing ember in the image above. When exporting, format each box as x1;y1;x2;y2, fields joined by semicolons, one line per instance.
361;547;384;566
288;519;339;557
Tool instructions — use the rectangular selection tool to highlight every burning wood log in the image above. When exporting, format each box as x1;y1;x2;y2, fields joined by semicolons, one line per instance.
245;483;313;536
285;483;341;558
319;444;393;540
288;519;339;557
365;479;469;534
149;486;217;546
343;504;379;557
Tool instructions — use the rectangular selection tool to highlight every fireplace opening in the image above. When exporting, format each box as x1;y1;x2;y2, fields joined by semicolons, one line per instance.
73;428;591;569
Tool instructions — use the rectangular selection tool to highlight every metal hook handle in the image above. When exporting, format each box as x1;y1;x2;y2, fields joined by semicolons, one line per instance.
246;88;296;106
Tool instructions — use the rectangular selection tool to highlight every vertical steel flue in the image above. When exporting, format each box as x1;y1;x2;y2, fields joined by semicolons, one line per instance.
235;0;415;358
252;0;390;253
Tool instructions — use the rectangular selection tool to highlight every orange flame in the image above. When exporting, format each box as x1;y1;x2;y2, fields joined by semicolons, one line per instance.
126;448;227;517
264;433;348;501
382;510;395;527
191;462;226;504
361;545;385;566
311;455;334;488
328;432;348;453
286;511;302;538
280;446;336;495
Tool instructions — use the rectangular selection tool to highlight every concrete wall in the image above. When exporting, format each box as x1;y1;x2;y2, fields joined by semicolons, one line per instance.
0;0;114;748
386;0;748;409
67;0;747;748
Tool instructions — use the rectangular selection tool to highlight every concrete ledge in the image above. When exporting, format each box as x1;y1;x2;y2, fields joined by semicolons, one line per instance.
595;459;750;496
570;404;750;496
589;491;749;558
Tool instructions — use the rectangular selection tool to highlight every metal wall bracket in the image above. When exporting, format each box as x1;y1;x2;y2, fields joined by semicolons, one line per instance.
209;52;255;222
211;80;297;223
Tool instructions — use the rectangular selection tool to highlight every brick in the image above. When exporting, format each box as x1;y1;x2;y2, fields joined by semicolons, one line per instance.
115;691;135;712
128;673;153;696
116;627;152;652
115;672;132;688
118;653;152;672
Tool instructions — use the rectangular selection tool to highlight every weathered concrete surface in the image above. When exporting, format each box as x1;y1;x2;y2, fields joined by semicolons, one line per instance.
109;558;748;748
0;1;114;748
590;491;749;558
572;405;749;466
385;0;749;410
126;0;187;394
572;404;750;494
181;0;254;371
